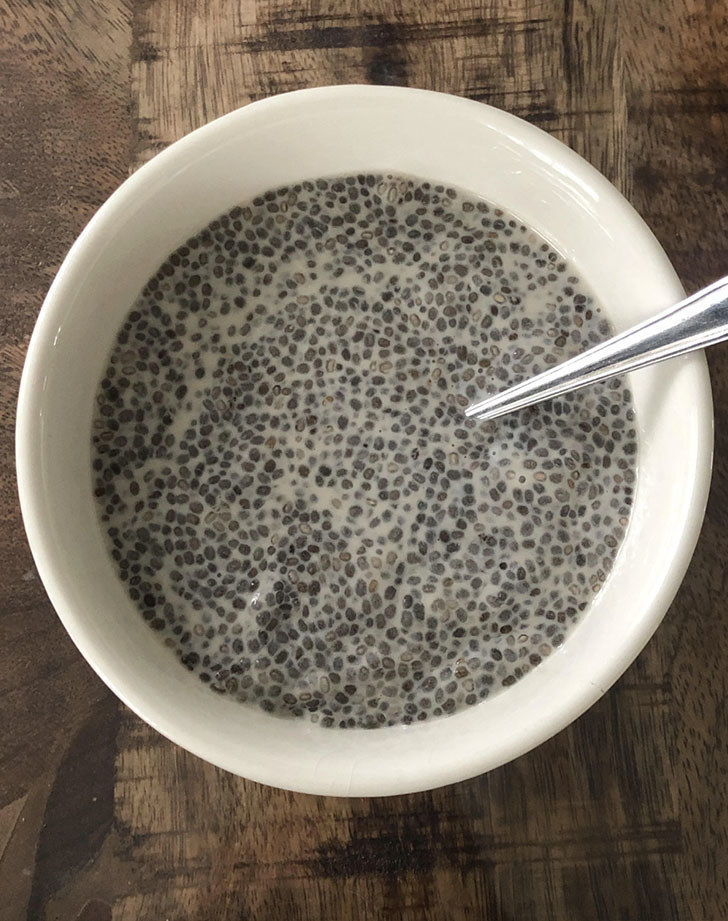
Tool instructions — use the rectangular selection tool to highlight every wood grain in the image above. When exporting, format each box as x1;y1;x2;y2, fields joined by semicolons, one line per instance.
2;1;728;919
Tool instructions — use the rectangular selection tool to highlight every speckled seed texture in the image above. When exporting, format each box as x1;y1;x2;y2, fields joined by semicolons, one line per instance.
92;173;637;729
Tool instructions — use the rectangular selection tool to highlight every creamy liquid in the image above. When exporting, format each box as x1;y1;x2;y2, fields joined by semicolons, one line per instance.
92;173;637;728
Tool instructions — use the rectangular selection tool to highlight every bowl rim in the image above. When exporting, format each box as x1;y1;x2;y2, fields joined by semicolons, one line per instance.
16;84;714;796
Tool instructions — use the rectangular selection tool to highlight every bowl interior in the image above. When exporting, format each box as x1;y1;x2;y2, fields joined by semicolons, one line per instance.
17;86;712;796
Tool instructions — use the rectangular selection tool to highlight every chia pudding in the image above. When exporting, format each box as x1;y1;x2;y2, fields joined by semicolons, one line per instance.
92;173;638;729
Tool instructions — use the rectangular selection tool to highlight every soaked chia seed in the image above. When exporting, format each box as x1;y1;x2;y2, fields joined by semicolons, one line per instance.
92;173;638;729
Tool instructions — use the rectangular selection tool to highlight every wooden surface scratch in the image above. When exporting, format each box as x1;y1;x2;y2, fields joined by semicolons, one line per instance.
2;1;728;918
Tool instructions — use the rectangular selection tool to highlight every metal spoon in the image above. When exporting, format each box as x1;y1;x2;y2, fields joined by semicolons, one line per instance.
465;276;728;422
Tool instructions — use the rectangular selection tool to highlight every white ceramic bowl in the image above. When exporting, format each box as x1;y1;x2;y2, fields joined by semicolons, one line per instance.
16;86;713;796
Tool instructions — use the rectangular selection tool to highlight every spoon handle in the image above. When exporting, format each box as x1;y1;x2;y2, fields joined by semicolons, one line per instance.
465;275;728;422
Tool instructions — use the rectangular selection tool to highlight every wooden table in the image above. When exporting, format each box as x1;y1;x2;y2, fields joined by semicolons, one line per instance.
2;2;727;919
